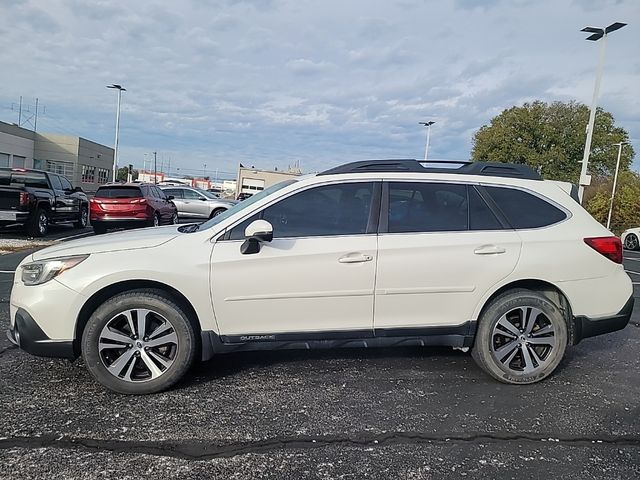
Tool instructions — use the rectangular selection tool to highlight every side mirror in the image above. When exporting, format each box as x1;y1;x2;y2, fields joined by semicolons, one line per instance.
166;195;175;200
241;219;274;255
199;197;207;201
74;186;83;193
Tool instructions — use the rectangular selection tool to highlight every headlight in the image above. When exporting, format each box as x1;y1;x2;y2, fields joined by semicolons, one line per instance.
21;255;89;286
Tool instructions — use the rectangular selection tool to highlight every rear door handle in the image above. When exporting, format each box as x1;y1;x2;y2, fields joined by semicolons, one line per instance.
338;253;373;264
474;245;506;255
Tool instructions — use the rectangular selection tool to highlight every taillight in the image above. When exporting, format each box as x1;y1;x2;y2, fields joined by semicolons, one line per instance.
19;192;29;206
130;198;147;204
584;237;623;264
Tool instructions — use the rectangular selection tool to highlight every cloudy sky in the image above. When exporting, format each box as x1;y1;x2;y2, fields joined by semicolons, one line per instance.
1;0;638;178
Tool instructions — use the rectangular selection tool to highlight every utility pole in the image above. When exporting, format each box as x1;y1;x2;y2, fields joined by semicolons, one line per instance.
153;151;157;184
33;98;39;132
577;22;627;203
606;142;627;230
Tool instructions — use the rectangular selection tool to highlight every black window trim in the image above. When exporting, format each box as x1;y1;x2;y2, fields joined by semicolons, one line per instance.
477;183;572;230
220;180;382;241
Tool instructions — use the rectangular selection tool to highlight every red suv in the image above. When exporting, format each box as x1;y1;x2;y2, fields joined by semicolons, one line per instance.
90;183;178;234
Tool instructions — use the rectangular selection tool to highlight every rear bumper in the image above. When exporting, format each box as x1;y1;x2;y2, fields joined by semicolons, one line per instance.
572;295;634;344
6;308;76;359
0;210;29;225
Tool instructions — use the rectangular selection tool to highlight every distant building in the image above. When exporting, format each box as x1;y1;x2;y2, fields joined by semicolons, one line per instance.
236;166;302;198
0;121;113;192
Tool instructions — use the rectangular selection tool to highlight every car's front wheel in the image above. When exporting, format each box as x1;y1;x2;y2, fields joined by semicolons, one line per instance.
81;290;197;394
472;289;567;385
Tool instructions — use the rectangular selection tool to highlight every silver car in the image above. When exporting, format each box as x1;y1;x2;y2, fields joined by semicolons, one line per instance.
160;186;236;219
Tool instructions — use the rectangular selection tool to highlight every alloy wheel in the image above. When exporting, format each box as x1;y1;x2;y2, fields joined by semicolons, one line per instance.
81;208;88;227
38;212;48;235
98;309;178;382
490;306;556;375
625;234;638;250
153;214;160;227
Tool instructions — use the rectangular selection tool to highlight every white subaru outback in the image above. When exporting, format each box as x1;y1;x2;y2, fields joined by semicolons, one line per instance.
6;160;634;394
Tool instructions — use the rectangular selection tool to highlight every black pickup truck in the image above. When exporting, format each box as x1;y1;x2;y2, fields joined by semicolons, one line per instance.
0;168;89;237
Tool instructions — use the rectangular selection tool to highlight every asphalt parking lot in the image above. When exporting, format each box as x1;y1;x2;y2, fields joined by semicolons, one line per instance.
0;236;639;479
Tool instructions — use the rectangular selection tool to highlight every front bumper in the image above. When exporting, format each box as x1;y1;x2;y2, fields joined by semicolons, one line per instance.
6;308;76;359
572;295;634;344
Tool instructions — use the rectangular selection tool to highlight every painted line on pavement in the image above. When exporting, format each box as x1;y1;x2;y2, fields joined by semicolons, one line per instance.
0;271;15;274
625;270;640;276
624;257;640;262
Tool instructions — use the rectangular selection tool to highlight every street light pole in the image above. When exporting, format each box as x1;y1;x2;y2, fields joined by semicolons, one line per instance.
577;22;626;203
107;84;126;182
606;142;627;230
419;121;435;161
153;151;157;184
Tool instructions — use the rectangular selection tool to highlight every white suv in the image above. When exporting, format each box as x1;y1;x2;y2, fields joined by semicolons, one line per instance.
6;160;633;394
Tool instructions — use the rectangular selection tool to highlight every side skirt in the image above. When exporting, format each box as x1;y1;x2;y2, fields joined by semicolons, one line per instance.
200;322;477;361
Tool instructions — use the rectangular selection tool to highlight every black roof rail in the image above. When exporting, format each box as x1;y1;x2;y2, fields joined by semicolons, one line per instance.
318;159;542;181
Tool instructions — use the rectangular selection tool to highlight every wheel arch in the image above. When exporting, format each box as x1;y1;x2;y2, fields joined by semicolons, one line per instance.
73;279;202;357
476;279;577;344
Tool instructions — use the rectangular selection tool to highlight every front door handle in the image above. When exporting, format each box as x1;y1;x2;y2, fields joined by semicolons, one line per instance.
474;245;506;255
338;253;373;264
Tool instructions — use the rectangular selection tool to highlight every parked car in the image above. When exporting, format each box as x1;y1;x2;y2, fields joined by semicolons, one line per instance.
90;183;178;234
621;228;640;250
7;159;633;394
160;186;236;219
236;192;253;201
0;167;88;236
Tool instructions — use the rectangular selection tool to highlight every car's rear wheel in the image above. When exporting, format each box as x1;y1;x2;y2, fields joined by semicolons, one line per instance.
27;207;48;237
624;233;639;251
81;290;197;394
209;208;225;219
74;206;88;229
170;212;178;225
472;289;567;385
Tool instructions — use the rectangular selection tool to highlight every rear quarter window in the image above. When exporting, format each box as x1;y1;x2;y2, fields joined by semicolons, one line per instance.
484;186;567;229
95;187;142;198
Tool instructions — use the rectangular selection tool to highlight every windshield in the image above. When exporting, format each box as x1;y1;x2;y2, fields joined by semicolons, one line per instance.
194;180;296;232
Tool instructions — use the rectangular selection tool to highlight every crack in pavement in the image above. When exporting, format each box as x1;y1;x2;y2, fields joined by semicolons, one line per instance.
1;432;639;460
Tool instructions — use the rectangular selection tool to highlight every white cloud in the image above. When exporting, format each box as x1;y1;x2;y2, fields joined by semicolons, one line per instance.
0;0;638;176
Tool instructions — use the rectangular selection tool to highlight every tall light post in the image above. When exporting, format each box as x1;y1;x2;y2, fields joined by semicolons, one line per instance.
107;84;126;182
577;22;626;203
606;141;627;230
419;121;435;161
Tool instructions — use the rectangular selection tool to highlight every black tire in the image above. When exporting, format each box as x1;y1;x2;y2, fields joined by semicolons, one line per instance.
471;289;568;385
209;208;226;219
26;207;49;237
81;289;197;395
74;205;88;229
148;212;160;227
624;233;639;251
170;212;178;225
93;224;107;235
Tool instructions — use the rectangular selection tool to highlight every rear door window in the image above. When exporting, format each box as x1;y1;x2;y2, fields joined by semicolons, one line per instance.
95;186;142;199
483;186;567;229
469;186;503;230
387;182;468;233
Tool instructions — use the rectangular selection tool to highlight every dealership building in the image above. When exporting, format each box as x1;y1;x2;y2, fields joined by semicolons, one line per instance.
0;121;114;192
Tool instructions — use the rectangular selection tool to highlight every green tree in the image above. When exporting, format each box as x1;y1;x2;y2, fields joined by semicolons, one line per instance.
471;100;634;183
116;166;139;182
584;171;640;235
